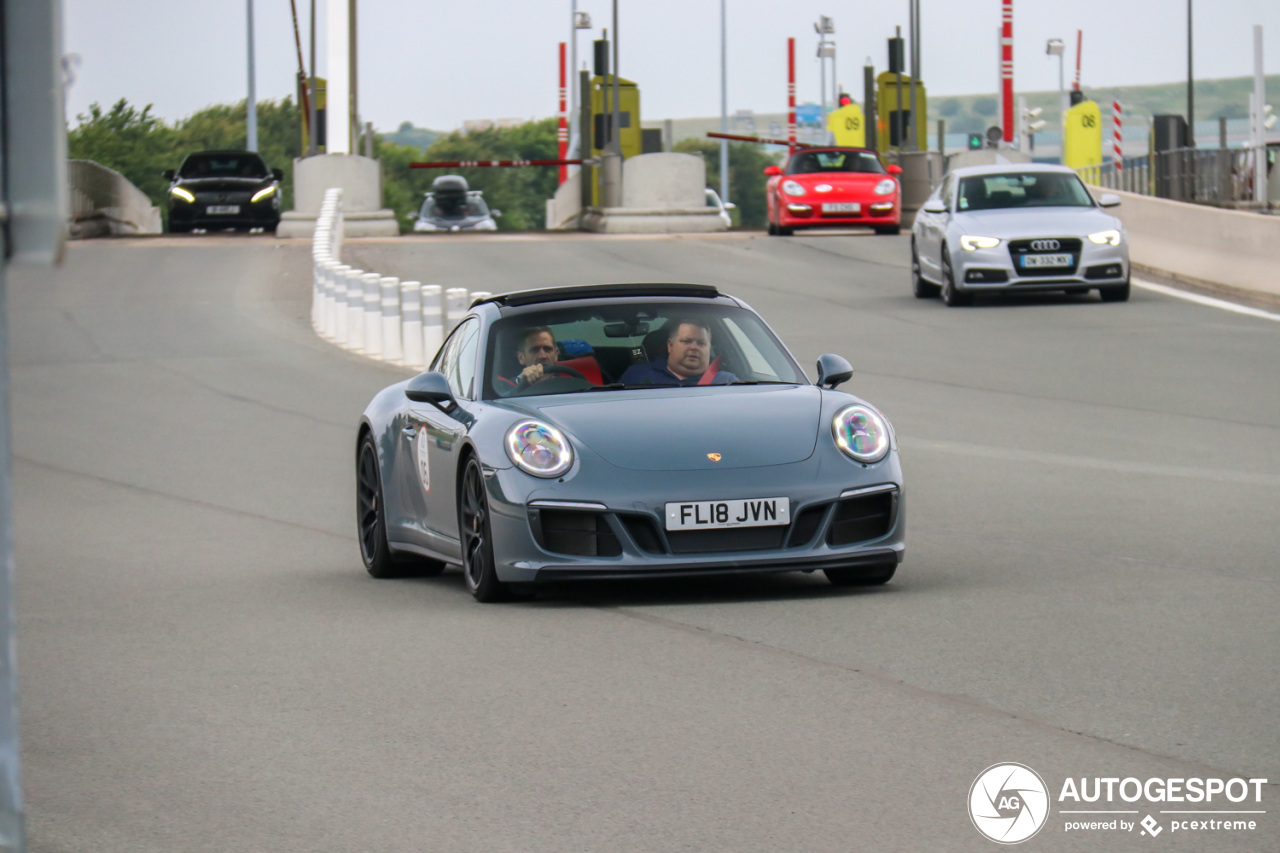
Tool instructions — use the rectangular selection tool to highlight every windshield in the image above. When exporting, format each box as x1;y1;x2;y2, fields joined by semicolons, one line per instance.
178;154;268;179
786;150;886;175
422;192;490;220
483;302;808;399
957;172;1095;211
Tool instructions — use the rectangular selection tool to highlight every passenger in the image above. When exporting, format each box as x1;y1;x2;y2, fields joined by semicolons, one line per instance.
619;320;739;387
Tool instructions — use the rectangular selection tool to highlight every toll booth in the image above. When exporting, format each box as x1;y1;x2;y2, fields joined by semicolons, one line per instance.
1062;99;1102;181
298;75;327;153
875;71;928;152
590;75;641;206
826;102;867;148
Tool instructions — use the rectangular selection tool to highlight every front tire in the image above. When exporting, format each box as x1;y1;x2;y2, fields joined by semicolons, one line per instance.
824;563;897;587
357;434;399;578
912;240;941;299
874;224;901;236
459;456;510;602
1099;278;1131;302
941;247;973;307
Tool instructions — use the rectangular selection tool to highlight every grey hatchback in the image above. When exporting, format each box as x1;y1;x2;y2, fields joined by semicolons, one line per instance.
356;283;906;601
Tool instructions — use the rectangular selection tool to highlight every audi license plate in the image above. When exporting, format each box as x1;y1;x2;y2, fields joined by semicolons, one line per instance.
822;202;861;214
665;497;790;531
206;205;240;215
1021;253;1072;268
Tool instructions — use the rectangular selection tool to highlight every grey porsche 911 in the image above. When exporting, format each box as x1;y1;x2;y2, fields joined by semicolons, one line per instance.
356;283;905;601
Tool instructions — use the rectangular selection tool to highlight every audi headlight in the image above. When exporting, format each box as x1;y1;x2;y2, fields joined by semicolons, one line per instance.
960;234;1001;251
873;178;897;196
170;187;195;203
505;420;573;478
782;180;806;197
251;185;277;203
1087;228;1122;246
832;405;890;464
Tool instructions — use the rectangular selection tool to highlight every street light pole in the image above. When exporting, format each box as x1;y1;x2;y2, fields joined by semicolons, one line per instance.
246;0;257;151
720;0;728;205
1046;38;1065;138
1187;0;1195;147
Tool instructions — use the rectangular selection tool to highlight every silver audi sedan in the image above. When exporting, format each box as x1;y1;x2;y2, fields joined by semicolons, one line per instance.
911;163;1129;306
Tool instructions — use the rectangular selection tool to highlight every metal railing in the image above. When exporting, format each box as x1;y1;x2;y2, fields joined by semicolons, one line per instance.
1077;147;1269;207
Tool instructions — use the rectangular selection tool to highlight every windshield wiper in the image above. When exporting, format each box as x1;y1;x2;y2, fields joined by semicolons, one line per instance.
727;380;797;386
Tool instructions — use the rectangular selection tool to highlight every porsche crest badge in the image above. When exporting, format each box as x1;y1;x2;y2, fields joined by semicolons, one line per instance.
706;453;722;462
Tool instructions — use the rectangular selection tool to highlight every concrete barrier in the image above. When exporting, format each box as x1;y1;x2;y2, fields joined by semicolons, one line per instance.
67;160;162;237
1106;189;1280;304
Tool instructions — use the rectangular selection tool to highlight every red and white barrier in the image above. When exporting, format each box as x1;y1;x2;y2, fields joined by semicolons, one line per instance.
1112;101;1123;172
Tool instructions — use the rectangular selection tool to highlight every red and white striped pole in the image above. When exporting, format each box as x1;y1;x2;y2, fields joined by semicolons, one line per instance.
787;38;796;155
1074;29;1082;92
1001;0;1014;144
557;42;568;185
1112;101;1123;172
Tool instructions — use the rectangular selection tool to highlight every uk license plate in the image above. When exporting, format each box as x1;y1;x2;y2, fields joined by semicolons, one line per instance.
665;497;790;531
822;202;860;214
207;204;240;215
1021;253;1071;268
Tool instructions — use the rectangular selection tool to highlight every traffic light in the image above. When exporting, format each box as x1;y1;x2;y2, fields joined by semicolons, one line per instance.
967;132;983;150
1021;104;1046;137
1266;104;1277;131
838;92;854;107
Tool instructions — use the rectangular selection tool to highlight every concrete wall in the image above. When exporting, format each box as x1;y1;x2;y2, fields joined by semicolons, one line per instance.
621;153;706;209
67;159;162;237
291;154;384;214
1107;189;1280;302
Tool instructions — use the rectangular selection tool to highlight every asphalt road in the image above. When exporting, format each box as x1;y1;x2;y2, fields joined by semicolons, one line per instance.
9;230;1279;852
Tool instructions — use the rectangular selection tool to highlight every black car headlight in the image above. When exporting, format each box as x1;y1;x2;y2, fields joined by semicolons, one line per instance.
505;420;573;477
832;405;890;464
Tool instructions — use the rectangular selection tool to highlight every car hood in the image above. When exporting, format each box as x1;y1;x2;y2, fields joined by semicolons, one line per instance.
174;177;272;192
951;206;1120;236
502;384;822;471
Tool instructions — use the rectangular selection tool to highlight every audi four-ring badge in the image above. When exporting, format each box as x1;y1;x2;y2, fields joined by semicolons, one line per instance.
910;163;1130;306
355;283;905;602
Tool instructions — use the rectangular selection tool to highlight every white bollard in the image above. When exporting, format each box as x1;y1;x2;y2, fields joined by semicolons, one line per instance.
400;281;424;370
380;277;403;364
444;287;470;331
331;264;351;345
320;261;337;339
346;269;366;352
362;272;383;358
422;284;444;364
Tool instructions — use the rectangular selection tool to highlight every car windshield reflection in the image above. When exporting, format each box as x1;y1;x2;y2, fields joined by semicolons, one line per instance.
957;172;1095;211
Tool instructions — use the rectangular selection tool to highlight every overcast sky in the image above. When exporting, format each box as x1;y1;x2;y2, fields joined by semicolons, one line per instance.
63;1;1280;132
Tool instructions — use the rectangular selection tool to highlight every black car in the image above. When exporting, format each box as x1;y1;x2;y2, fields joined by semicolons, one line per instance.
163;150;284;233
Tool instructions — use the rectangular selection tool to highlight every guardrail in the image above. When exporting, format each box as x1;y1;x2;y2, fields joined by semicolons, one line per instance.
310;188;489;370
1077;147;1271;207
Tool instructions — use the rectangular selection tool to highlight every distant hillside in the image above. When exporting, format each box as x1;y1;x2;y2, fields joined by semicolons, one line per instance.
646;74;1280;146
382;122;442;151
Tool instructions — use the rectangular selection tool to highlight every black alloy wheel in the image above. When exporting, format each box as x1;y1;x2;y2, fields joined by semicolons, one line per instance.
357;433;444;579
941;247;973;307
912;240;942;299
459;456;509;602
874;224;901;236
1099;278;1131;303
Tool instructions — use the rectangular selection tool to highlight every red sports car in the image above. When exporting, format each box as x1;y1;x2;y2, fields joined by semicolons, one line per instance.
764;147;903;236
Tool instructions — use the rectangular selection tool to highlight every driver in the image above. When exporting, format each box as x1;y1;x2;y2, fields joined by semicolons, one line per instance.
619;320;739;387
511;325;560;388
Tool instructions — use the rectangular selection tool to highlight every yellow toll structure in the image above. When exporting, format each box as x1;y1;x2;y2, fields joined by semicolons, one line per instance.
875;71;928;151
826;103;867;148
1063;100;1103;182
589;75;642;206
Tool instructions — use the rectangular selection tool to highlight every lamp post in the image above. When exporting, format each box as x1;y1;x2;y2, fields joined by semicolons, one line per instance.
570;6;591;160
814;16;834;124
720;0;728;205
246;0;257;151
1046;38;1065;136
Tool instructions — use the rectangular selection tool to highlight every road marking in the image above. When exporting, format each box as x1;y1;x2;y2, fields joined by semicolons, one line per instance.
1133;277;1280;323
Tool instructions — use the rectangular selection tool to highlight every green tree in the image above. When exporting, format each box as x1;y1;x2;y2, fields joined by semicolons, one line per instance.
972;96;998;117
67;99;177;204
672;138;779;229
937;98;961;118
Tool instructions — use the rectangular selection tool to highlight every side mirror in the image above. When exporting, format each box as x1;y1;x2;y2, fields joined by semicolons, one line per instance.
815;354;854;390
724;201;737;210
405;371;456;410
162;169;176;181
763;165;782;177
922;199;948;214
272;168;284;181
886;164;904;176
491;209;502;218
1098;193;1121;208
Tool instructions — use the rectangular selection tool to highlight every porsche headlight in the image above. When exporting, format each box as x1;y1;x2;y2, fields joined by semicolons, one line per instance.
251;185;277;203
832;405;890;464
782;180;806;197
960;234;1001;251
170;187;195;203
873;178;897;196
1087;228;1122;246
505;420;573;478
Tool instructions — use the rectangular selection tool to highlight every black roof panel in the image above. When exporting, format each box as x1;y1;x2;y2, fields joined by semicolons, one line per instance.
475;282;722;308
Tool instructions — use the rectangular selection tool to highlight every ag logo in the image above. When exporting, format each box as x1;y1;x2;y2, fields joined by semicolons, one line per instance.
969;763;1049;844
